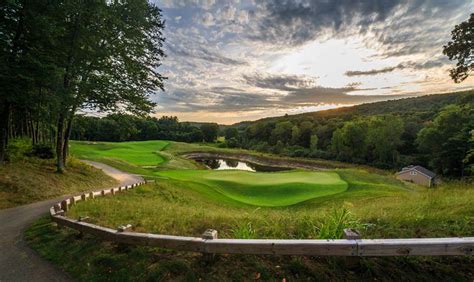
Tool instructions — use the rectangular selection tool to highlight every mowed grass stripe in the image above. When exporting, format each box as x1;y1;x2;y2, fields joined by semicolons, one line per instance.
71;140;169;166
156;170;348;207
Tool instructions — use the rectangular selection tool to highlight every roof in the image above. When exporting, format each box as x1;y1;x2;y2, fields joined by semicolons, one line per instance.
400;165;436;178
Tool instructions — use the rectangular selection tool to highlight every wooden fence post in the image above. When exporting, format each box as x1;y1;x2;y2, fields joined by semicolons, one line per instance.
202;229;218;262
343;228;361;258
61;200;68;212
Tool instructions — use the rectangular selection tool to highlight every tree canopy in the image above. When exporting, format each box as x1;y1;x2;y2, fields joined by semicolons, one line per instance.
0;0;165;171
443;13;474;83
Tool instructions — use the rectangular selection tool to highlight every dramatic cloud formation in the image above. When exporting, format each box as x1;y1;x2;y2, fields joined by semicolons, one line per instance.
152;0;474;124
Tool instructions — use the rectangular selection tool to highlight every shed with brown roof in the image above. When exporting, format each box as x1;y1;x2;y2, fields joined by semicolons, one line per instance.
396;165;437;187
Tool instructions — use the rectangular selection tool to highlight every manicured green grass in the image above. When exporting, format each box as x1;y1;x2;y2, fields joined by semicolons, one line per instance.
157;170;348;206
70;140;169;166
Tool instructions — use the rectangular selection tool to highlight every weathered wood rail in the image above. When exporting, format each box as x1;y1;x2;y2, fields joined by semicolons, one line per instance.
50;182;474;257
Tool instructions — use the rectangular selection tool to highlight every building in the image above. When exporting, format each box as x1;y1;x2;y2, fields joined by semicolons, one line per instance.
396;165;437;187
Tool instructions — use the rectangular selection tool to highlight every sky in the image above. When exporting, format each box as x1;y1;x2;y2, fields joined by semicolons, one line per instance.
150;0;474;124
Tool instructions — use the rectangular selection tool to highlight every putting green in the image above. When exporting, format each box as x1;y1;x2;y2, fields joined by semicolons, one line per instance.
156;170;348;207
70;140;169;166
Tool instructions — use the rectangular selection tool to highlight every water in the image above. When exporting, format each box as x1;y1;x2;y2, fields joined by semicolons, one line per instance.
195;158;290;172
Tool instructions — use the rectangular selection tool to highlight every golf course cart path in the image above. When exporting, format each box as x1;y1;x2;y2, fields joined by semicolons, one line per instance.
0;161;143;282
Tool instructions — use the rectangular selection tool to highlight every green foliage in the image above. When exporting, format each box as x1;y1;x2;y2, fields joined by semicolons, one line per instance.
200;123;219;142
0;0;166;171
316;207;362;239
272;121;293;144
72;114;205;143
6;138;32;161
366;115;404;165
310;134;319;151
233;91;474;176
416;105;473;176
224;127;239;140
443;13;474;83
29;143;55;159
231;222;257;239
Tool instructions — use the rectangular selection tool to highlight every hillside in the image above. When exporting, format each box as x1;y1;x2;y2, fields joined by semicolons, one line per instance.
233;90;474;127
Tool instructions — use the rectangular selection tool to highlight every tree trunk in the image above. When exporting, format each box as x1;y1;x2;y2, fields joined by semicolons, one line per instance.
62;111;75;167
56;112;65;173
0;103;10;165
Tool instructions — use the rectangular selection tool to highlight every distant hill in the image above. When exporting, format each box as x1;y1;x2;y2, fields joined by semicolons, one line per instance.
233;89;474;126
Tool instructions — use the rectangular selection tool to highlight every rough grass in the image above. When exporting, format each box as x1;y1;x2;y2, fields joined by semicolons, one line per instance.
0;158;117;209
66;171;474;240
26;217;474;281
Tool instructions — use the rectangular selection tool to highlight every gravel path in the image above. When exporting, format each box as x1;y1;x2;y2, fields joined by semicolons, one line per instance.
0;161;143;282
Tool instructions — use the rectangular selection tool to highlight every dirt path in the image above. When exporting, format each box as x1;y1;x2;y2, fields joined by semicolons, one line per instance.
0;161;143;282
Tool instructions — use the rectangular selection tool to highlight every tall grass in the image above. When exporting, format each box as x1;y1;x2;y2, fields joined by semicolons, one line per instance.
68;177;473;239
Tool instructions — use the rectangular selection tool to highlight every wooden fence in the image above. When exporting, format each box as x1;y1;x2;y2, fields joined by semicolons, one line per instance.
50;182;474;257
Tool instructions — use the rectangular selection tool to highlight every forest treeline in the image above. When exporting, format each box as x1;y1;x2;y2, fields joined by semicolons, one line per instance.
69;92;473;177
71;115;220;143
0;0;165;172
229;92;474;177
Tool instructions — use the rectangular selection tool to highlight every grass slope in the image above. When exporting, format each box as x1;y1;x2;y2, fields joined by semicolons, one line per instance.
71;140;169;166
157;170;348;206
0;158;117;209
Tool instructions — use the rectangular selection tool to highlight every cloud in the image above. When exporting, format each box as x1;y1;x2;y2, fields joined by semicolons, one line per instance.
345;58;449;76
243;73;317;91
345;66;399;77
168;44;247;66
251;0;401;46
281;86;408;105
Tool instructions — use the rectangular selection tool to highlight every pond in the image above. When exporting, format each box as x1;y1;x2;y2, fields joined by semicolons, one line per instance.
195;158;291;172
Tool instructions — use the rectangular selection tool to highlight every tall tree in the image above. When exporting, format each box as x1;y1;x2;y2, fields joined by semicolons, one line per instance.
50;0;165;172
443;13;473;83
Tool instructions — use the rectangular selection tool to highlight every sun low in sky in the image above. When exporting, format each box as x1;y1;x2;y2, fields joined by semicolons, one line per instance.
152;0;474;124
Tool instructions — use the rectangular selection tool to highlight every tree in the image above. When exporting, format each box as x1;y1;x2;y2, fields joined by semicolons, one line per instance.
443;13;474;83
224;127;239;140
290;125;301;145
366;115;404;165
53;1;165;172
271;121;293;144
417;105;473;176
201;123;219;142
310;134;319;151
464;130;474;174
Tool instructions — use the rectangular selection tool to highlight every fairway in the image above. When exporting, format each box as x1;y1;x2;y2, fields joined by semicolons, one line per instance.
70;140;169;166
157;170;348;206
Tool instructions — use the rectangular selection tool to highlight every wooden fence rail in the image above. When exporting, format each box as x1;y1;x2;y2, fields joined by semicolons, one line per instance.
50;182;474;257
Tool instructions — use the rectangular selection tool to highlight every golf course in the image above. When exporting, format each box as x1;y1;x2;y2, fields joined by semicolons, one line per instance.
61;140;473;240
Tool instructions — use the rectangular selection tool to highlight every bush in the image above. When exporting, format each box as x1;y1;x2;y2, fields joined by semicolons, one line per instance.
225;137;239;148
6;138;32;161
30;143;55;159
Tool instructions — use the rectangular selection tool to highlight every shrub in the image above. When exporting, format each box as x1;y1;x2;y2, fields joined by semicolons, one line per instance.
30;143;55;159
6;138;32;161
317;207;362;239
225;137;239;148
